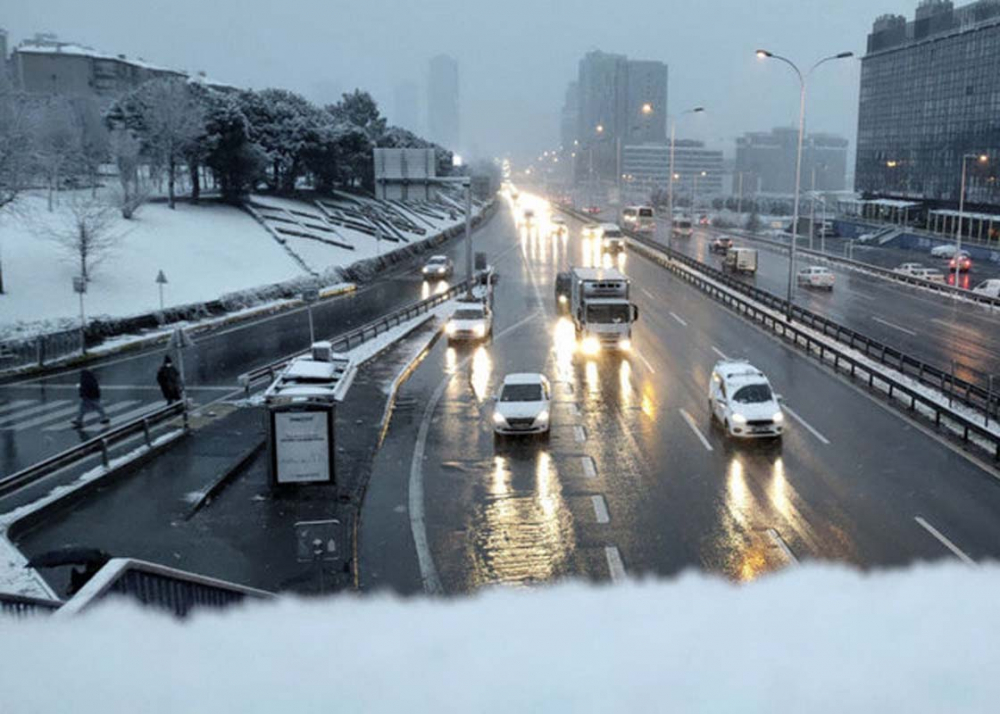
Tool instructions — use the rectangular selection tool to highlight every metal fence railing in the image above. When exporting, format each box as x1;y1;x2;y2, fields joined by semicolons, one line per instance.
0;329;85;373
57;558;273;618
238;276;478;396
0;401;188;498
0;592;62;619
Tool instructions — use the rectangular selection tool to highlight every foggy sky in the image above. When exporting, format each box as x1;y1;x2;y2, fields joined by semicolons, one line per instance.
6;0;920;164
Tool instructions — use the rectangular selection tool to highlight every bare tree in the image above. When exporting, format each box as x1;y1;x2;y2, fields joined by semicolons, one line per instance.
136;79;205;209
0;91;34;293
44;195;123;284
109;128;148;219
32;97;84;211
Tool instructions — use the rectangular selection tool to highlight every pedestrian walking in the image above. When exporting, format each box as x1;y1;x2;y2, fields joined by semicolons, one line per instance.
156;355;182;404
71;368;109;428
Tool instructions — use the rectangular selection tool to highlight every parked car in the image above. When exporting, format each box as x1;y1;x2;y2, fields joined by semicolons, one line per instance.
797;266;835;290
972;279;1000;298
708;360;784;441
492;373;552;438
710;236;734;254
422;255;454;279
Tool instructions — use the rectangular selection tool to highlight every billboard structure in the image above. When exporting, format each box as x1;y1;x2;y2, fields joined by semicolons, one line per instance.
373;148;437;201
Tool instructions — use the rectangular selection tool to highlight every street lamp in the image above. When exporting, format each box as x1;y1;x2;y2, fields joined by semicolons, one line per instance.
668;106;705;251
954;153;989;288
756;48;853;319
693;170;707;212
641;102;653;115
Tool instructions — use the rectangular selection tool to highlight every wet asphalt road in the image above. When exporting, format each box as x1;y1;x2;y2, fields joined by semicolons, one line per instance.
361;198;1000;595
0;217;492;478
666;224;1000;385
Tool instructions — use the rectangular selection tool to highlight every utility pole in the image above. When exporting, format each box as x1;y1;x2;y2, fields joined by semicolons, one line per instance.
465;179;473;298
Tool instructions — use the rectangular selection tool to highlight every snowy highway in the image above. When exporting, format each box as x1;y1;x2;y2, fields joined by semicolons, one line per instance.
360;198;1000;593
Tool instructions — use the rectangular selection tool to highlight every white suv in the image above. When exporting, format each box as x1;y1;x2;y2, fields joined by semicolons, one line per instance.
797;266;835;290
709;360;784;440
446;301;493;342
493;373;551;437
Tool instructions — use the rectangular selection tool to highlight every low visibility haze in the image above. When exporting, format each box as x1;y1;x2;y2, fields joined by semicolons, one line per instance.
7;0;911;160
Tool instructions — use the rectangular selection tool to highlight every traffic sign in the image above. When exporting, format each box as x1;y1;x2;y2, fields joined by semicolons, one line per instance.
156;270;168;285
295;519;342;562
72;276;86;294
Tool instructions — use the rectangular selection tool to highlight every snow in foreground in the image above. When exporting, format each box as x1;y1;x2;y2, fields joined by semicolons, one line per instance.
1;564;996;712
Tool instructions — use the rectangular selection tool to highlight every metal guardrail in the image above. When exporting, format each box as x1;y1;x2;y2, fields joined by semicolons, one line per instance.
238;276;477;396
57;558;273;618
0;401;188;498
0;592;62;619
0;329;84;373
625;236;1000;461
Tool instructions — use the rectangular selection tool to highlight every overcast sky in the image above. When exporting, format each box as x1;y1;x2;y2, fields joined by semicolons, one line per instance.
5;0;921;163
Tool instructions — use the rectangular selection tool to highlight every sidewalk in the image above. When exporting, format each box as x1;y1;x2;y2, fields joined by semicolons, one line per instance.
12;319;445;598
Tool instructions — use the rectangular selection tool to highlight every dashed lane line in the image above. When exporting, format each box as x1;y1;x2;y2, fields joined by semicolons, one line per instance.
635;350;656;374
766;528;800;566
639;287;658;302
591;495;610;524
679;408;714;452
581;456;597;479
872;316;918;337
914;516;976;566
604;546;626;583
781;404;831;445
711;346;728;360
669;311;688;327
574;426;586;443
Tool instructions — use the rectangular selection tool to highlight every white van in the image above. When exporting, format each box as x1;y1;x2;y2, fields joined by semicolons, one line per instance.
621;206;656;233
972;279;1000;298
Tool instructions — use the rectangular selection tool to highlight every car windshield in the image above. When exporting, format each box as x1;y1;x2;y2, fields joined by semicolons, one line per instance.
428;258;446;265
586;304;630;323
453;309;484;320
732;383;773;404
639;208;654;218
500;383;543;402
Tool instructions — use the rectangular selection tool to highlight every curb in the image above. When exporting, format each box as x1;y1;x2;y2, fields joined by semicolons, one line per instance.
184;438;267;520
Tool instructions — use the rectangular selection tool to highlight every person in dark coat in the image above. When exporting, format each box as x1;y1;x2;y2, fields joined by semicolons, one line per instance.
71;368;109;428
156;355;182;404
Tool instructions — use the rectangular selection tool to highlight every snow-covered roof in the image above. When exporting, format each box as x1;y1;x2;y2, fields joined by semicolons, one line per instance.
930;208;1000;222
16;42;183;75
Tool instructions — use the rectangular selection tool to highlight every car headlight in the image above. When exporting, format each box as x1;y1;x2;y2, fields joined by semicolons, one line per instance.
582;337;601;355
618;338;632;351
772;412;784;424
535;409;550;424
558;295;567;304
445;322;456;336
493;412;506;426
732;413;747;425
474;324;486;337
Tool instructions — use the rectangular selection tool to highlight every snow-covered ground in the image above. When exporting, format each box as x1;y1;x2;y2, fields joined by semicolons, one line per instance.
0;194;305;340
1;565;998;712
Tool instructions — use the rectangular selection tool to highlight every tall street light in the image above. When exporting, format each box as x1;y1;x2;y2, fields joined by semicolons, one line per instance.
668;106;705;252
756;48;853;319
955;153;989;288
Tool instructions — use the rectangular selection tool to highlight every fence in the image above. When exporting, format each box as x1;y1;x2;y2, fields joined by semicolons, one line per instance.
0;592;62;619
0;329;85;373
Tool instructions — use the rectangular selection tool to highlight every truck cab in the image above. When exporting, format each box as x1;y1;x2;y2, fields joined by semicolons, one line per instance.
569;267;640;354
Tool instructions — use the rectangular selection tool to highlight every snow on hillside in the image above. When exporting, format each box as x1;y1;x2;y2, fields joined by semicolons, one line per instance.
0;565;997;712
0;194;306;340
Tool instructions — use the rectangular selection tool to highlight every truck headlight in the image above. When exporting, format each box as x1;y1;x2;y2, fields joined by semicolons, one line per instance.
493;412;507;426
732;413;747;425
618;338;632;351
535;409;549;425
582;337;601;355
445;322;456;336
475;324;486;337
772;412;784;424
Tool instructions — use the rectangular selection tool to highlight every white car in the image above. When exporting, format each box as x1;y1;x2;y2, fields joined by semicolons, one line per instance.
422;255;454;279
493;373;551;437
550;216;568;236
893;262;926;276
446;301;493;341
913;268;947;283
931;244;959;258
797;266;835;290
709;360;784;440
972;279;1000;298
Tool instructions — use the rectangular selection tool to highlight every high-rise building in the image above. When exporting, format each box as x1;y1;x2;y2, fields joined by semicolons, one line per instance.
621;140;724;198
856;0;1000;206
735;127;847;194
574;50;668;183
393;81;420;133
560;81;579;150
427;54;459;151
625;60;668;144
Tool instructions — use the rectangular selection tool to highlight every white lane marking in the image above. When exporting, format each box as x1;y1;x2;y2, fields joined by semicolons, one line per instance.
0;400;71;427
679;408;714;452
573;403;582;418
669;311;688;327
605;546;626;583
767;528;800;566
781;404;831;445
639;287;658;302
0;399;33;418
635;350;656;374
36;400;142;433
15;384;236;392
914;516;976;566
591;495;610;524
711;346;728;360
574;425;586;443
872;316;918;337
409;308;541;596
581;456;597;479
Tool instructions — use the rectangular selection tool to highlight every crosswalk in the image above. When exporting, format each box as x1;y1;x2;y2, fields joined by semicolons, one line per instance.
0;398;160;433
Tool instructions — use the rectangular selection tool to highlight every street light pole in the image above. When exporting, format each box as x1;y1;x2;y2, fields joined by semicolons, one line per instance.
667;107;704;252
955;153;988;290
465;179;473;298
756;49;853;320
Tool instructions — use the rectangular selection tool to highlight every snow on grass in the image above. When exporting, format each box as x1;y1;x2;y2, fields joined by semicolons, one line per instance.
1;564;999;712
0;194;306;340
0;430;185;600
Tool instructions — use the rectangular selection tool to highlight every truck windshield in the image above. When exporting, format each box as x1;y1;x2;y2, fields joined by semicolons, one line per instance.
586;304;631;324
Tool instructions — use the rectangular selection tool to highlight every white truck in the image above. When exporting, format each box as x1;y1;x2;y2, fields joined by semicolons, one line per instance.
569;267;639;354
724;247;758;274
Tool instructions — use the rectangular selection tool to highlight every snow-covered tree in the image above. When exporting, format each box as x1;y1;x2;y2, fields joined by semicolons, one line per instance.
0;90;33;293
203;95;266;204
32;97;84;211
44;195;123;283
238;88;320;193
109;128;147;219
